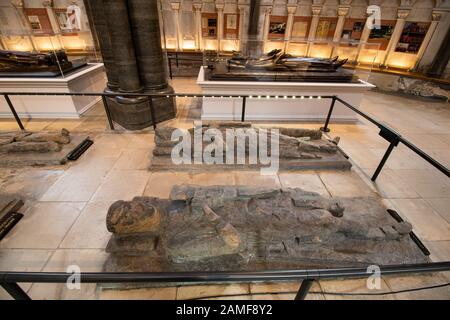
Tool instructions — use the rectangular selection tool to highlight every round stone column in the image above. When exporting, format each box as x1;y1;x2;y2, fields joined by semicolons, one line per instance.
128;0;176;124
88;0;119;91
103;0;141;92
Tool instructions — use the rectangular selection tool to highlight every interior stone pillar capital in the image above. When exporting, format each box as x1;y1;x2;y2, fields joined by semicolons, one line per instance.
338;6;350;16
431;10;443;21
311;5;322;17
287;5;298;15
170;1;181;11
215;4;224;12
10;0;24;8
262;6;272;15
397;8;410;20
238;5;247;14
193;3;202;11
42;0;53;8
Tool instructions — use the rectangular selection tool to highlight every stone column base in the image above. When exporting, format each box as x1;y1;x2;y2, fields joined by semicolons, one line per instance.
106;86;176;130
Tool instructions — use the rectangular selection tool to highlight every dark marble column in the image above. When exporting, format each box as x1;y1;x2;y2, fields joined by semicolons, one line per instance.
427;27;450;78
87;0;176;130
101;0;151;130
86;0;119;90
246;0;263;57
103;0;141;92
127;0;176;123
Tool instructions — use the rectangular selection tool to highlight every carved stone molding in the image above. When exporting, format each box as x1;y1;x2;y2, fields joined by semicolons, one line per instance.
311;5;322;16
193;3;202;11
10;0;24;8
42;0;53;8
338;6;350;17
431;10;443;21
170;1;181;11
397;9;410;20
287;5;298;15
262;6;272;15
216;4;224;12
238;5;248;15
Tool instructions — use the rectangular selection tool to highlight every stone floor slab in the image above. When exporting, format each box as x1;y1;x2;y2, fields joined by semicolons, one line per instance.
0;202;84;249
28;249;108;300
91;170;150;202
278;172;329;196
143;172;193;199
60;201;113;249
177;284;249;300
389;198;450;241
99;287;177;300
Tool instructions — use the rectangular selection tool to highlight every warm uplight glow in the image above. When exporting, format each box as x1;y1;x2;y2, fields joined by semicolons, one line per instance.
309;44;332;59
204;39;218;51
386;52;417;69
165;39;177;49
4;36;33;51
286;42;308;56
221;40;239;52
265;41;285;53
182;39;196;50
35;36;62;51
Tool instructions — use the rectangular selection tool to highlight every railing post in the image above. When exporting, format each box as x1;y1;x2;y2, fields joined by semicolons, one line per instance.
1;282;31;300
241;96;246;122
372;126;401;182
320;96;336;133
101;94;115;130
149;97;157;130
371;142;396;182
294;279;315;300
4;94;25;130
168;56;173;79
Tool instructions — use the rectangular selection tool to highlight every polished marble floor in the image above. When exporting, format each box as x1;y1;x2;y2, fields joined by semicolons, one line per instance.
0;78;449;300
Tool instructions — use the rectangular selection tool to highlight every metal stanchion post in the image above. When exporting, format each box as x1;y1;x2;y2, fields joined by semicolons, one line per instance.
320;96;336;133
371;142;396;181
149;97;157;130
294;279;315;300
241;96;247;122
101;95;115;130
1;283;31;300
4;94;25;130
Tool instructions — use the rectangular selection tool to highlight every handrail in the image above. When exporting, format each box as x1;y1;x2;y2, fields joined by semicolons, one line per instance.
1;261;450;283
1;91;450;300
1;91;449;181
1;261;450;300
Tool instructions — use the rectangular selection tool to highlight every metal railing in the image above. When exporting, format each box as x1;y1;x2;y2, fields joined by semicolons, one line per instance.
2;91;449;183
1;261;450;300
167;53;203;79
1;91;450;300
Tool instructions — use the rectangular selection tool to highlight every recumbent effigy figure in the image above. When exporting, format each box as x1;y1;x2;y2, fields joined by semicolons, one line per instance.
104;185;427;273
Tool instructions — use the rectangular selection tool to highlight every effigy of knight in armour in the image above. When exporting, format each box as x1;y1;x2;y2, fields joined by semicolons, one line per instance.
207;49;357;82
0;129;88;166
104;185;428;273
151;122;350;171
0;50;86;77
227;49;348;72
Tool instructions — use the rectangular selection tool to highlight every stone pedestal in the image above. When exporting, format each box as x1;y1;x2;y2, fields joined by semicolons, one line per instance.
197;67;375;122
